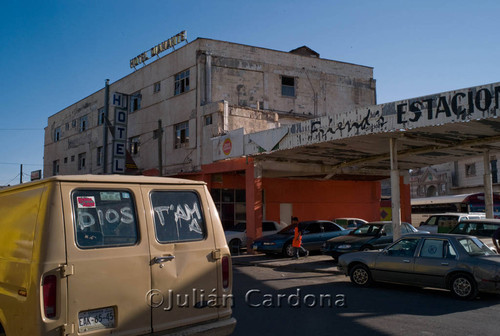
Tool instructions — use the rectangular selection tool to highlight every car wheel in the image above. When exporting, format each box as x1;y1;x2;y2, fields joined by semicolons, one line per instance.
229;239;242;251
283;242;295;257
450;273;477;300
349;264;372;287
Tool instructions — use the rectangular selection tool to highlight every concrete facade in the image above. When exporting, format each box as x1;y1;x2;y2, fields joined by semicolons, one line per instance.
410;154;500;198
44;38;376;178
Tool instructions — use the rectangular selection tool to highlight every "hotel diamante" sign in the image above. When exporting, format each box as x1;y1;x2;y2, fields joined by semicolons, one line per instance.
130;31;187;68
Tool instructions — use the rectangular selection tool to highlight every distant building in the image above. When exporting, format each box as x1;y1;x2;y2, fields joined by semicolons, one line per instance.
44;37;381;230
44;38;375;178
410;156;500;198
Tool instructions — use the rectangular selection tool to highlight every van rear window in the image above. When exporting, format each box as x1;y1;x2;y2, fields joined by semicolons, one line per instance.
72;190;138;248
151;191;206;243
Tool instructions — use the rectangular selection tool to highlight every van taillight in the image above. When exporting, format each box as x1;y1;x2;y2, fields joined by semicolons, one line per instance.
222;256;230;289
42;275;57;318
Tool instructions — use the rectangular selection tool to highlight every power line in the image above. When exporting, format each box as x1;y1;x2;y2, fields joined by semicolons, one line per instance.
0;128;44;131
1;173;20;186
0;162;42;166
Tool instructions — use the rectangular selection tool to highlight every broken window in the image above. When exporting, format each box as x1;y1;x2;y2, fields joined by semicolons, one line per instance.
130;92;142;112
465;163;476;177
174;70;190;95
174;121;189;148
281;76;295;97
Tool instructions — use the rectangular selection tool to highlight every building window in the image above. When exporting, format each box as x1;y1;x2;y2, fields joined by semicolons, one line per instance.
52;160;59;176
205;115;212;126
465;163;476;177
71;155;75;162
79;115;88;132
98;108;105;125
97;146;103;166
130;136;140;155
72;119;77;128
78;153;86;170
491;159;498;184
65;123;69;130
281;76;295;97
174;70;190;95
154;81;161;93
53;127;61;142
64;157;68;164
174;121;189;148
130;92;142;112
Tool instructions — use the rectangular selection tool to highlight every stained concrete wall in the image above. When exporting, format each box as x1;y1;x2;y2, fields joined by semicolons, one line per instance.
44;38;375;177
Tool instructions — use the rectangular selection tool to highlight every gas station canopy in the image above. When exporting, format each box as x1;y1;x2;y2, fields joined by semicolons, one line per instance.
214;81;500;180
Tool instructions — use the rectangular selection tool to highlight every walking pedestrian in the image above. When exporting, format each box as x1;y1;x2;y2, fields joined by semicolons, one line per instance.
292;222;309;259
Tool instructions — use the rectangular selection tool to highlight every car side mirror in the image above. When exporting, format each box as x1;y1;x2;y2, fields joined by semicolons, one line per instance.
420;222;425;226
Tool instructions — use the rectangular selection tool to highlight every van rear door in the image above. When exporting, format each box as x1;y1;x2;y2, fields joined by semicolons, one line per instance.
62;184;151;335
141;185;221;333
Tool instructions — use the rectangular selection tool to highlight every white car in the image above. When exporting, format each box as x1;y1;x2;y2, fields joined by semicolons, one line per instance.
333;217;368;230
225;220;286;249
418;213;485;233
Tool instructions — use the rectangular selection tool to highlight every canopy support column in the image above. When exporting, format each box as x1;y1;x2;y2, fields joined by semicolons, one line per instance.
484;151;494;218
390;138;402;241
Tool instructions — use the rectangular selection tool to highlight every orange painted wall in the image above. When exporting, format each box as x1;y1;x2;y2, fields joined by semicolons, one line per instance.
263;178;382;223
180;161;411;225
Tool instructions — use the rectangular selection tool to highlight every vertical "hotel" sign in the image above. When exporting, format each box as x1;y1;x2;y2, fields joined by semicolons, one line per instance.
111;92;128;174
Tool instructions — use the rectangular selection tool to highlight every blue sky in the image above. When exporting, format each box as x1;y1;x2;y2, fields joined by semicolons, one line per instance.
1;0;499;186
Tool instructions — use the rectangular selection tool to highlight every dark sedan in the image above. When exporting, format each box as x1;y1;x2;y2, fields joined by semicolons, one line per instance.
337;233;500;299
252;220;350;257
322;221;425;260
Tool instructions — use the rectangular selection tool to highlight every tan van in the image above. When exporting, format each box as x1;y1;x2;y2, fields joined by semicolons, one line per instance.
0;175;236;336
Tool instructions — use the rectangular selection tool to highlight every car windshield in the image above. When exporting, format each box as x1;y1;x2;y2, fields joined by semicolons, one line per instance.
457;237;495;256
231;222;246;232
352;224;384;236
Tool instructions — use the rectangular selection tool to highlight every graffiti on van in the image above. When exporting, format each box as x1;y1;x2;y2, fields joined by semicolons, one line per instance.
73;190;139;248
151;191;206;243
154;203;203;235
77;207;135;231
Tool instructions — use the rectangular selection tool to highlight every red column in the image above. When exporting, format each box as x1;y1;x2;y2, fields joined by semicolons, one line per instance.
400;176;412;223
245;158;263;252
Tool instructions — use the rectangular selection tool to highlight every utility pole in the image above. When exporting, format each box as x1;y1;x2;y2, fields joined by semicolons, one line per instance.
20;164;23;184
103;79;110;174
157;120;163;176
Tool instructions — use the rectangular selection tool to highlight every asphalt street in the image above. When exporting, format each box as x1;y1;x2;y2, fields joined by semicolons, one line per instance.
231;254;500;336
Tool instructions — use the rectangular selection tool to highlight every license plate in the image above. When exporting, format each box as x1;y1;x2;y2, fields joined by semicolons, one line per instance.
78;307;115;333
253;246;258;250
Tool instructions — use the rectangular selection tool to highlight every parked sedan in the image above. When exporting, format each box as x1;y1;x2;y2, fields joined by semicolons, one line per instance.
224;220;286;249
322;221;425;260
252;220;350;257
337;233;500;299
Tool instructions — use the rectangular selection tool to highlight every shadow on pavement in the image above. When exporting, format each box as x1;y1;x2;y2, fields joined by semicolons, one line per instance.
231;254;500;336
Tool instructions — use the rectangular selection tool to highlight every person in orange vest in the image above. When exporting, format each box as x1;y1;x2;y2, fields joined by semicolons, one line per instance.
292;219;309;259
